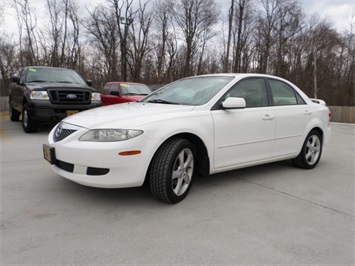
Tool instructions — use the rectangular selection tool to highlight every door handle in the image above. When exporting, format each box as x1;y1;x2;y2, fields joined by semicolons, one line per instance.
262;114;274;120
304;110;312;115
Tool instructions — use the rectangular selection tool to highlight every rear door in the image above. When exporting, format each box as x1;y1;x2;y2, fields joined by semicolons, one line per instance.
267;78;311;158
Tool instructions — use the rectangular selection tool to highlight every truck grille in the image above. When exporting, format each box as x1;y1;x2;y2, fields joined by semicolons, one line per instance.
48;89;91;104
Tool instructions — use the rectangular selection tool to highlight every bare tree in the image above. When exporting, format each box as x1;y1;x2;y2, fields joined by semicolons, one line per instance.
169;0;219;76
66;0;81;69
0;36;19;95
273;0;303;76
109;0;135;81
84;5;119;81
224;0;234;72
11;0;39;65
152;0;176;83
232;0;254;73
129;0;153;81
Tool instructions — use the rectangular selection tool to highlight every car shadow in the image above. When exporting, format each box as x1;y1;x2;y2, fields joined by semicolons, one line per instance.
49;160;294;207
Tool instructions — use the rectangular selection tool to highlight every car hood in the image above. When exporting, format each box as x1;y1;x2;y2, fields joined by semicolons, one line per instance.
122;95;147;101
62;102;196;129
26;82;95;91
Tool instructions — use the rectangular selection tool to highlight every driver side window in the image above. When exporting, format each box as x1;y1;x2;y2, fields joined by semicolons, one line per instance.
109;84;119;95
226;78;268;108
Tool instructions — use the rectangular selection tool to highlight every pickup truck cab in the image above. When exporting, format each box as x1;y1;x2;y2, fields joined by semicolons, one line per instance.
9;66;101;133
101;82;151;106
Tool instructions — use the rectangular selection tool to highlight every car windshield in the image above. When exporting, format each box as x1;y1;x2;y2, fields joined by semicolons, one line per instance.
140;76;234;105
25;67;87;85
120;84;151;95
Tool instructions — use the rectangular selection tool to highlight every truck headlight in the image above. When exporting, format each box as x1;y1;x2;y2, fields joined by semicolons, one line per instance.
79;129;143;142
91;92;101;101
30;91;49;100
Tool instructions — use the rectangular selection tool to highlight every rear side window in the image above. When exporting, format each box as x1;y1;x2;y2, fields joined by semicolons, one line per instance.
269;79;306;106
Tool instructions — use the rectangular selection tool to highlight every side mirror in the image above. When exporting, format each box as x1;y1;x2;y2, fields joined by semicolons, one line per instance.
12;75;21;85
86;80;93;87
222;97;246;109
110;91;119;96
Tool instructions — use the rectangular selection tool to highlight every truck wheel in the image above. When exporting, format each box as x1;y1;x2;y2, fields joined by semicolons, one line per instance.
149;138;196;204
22;105;38;133
9;104;20;121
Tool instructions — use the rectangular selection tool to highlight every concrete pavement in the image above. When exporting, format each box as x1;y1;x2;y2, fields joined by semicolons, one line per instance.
0;115;354;265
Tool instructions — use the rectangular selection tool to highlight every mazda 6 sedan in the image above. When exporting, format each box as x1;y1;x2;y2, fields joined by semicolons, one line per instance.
43;74;331;203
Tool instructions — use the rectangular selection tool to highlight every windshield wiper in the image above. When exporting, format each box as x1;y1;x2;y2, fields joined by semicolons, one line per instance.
124;93;149;96
147;99;179;105
123;93;141;96
55;81;75;84
27;80;47;83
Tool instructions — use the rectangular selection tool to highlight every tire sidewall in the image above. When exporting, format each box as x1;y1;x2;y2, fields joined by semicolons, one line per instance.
22;105;37;133
300;130;323;169
149;138;196;204
166;140;196;203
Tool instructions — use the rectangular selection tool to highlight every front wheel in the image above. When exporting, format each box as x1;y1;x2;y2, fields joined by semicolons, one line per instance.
149;138;196;204
22;105;38;133
292;130;323;169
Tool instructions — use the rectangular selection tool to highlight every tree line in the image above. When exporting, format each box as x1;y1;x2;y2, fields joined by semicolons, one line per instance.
0;0;354;106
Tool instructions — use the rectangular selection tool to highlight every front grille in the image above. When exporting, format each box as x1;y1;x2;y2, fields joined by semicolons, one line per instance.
53;122;80;142
48;89;91;104
54;129;77;142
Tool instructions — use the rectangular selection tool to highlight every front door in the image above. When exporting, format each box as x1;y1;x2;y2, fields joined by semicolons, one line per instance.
212;78;275;170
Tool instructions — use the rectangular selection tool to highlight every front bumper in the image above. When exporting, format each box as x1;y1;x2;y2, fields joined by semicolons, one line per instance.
46;125;156;188
27;100;101;122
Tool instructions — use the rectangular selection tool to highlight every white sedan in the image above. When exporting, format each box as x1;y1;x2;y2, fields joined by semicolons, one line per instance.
43;74;332;203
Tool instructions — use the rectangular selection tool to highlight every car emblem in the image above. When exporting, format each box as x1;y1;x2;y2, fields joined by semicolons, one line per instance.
55;124;63;138
67;94;77;99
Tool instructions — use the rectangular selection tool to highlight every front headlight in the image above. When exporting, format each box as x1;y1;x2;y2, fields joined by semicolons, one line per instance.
91;92;101;101
79;129;143;142
30;91;49;100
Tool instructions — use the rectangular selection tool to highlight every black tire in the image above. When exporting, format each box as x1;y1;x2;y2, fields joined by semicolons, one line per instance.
9;104;20;121
149;138;196;204
292;130;323;169
22;105;38;133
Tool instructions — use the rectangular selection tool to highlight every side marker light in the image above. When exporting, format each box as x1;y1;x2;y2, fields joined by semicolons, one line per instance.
119;150;142;156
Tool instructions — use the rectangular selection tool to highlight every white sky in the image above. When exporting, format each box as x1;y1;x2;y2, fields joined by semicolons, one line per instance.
1;0;354;35
301;0;355;32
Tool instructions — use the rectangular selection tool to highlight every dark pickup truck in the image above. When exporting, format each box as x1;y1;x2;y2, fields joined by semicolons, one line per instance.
9;66;101;133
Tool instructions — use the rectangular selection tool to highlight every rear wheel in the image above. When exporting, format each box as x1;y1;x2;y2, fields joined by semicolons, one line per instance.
22;105;38;133
149;138;195;203
292;130;322;169
9;104;20;121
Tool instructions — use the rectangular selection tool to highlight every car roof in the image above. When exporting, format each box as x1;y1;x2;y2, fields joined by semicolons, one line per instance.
193;73;280;79
25;66;73;71
105;81;146;84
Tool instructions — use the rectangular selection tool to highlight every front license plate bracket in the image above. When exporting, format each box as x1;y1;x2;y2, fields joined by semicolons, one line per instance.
43;144;57;165
66;110;79;116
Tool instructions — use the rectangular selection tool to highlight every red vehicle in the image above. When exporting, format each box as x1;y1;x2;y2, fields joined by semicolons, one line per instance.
101;82;151;105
